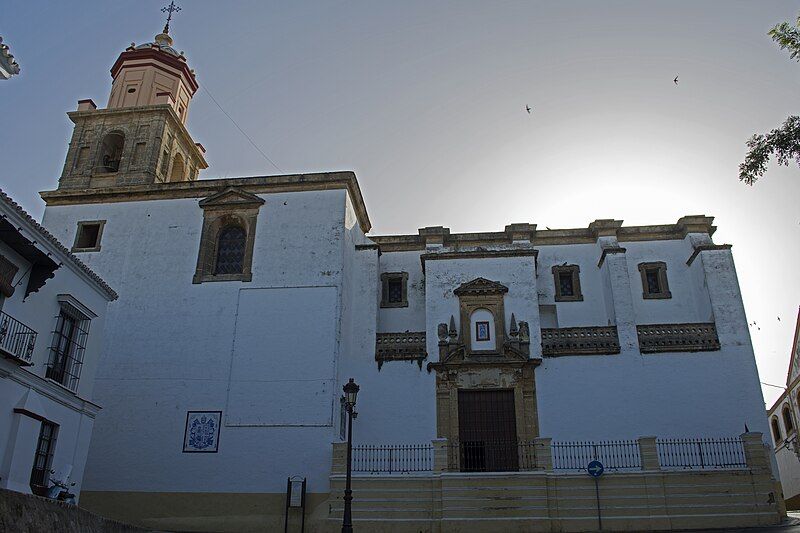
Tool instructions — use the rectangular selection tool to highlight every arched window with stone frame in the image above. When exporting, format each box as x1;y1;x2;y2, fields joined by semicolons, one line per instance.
772;416;783;444
783;404;795;435
98;131;125;173
193;188;264;284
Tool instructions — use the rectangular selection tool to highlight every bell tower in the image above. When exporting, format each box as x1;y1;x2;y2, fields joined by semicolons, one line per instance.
57;11;207;190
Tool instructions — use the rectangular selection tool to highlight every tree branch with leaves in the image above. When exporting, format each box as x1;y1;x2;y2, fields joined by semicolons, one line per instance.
739;13;800;185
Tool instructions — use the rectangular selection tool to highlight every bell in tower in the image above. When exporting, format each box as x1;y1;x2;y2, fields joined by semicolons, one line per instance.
57;12;207;190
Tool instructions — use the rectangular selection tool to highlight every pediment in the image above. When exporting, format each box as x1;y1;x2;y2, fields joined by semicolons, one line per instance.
453;277;508;296
199;187;265;209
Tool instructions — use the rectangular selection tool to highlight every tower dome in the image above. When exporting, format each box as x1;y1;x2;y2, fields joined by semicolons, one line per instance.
107;28;198;123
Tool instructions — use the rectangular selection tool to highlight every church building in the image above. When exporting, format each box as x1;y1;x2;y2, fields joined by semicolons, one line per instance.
34;22;783;532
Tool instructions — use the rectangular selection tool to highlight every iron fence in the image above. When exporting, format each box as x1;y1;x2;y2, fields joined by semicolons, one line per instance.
0;311;37;364
448;440;537;472
657;437;746;469
552;440;641;471
352;444;433;473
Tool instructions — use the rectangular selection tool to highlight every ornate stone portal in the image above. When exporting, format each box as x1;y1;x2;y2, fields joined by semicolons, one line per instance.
428;278;540;452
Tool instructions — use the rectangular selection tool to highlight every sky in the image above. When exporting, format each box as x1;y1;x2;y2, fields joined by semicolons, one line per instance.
1;1;798;406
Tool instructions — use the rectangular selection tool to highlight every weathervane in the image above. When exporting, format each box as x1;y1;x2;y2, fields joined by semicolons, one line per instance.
161;1;181;34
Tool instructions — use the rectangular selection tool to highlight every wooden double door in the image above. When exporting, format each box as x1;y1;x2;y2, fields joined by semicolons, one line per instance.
457;389;519;472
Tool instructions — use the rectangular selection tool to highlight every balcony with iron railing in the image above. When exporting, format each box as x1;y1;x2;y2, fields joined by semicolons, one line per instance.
541;326;620;357
0;310;37;365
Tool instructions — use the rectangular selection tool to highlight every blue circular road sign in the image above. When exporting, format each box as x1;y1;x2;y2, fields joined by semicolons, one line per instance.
587;460;604;477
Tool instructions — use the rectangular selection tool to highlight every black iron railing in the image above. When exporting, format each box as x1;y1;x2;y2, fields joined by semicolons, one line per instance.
448;440;537;472
657;437;746;469
0;311;37;364
552;440;641;470
352;444;433;473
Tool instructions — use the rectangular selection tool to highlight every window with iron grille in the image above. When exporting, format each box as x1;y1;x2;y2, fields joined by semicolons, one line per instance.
30;420;58;495
380;272;408;308
552;264;583;302
638;261;671;299
46;302;91;392
214;225;247;275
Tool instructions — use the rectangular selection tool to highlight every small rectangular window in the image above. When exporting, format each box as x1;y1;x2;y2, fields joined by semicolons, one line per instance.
558;272;574;297
638;261;671;299
552;264;583;302
72;220;105;252
30;421;58;495
46;300;92;391
380;272;409;308
387;279;403;303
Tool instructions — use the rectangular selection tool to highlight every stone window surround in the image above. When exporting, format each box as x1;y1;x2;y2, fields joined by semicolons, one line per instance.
380;272;409;308
71;220;106;253
638;261;672;300
193;189;264;284
552;264;583;302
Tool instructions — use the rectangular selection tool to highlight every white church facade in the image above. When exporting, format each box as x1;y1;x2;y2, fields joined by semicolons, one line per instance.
30;25;783;532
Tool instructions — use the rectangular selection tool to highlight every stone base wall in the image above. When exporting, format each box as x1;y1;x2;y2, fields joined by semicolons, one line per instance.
327;469;784;533
0;488;148;533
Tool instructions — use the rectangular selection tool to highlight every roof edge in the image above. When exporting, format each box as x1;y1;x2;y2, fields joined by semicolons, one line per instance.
0;189;118;301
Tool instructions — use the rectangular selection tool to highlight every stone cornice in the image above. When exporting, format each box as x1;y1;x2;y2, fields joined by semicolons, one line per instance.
372;216;717;252
66;105;207;167
40;171;372;233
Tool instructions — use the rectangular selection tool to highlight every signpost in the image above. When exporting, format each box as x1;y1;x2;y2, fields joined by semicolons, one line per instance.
587;460;604;530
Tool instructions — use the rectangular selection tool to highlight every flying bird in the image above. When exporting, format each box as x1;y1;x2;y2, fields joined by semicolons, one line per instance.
673;76;679;85
526;105;531;114
778;316;781;321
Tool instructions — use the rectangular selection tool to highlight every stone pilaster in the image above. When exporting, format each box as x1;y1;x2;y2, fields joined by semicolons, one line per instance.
534;437;553;471
741;432;770;474
331;441;347;475
432;438;449;473
590;220;637;353
690;238;745;348
638;436;660;470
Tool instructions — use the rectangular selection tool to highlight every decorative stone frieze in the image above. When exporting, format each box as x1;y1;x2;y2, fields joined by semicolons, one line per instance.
375;331;427;369
541;326;621;356
636;323;721;353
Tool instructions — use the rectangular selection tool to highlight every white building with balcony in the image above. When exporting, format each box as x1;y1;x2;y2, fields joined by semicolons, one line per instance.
767;308;800;509
32;23;781;533
0;190;116;499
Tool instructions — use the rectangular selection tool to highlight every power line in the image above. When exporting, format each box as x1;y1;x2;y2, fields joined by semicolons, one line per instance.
200;83;284;173
761;381;787;390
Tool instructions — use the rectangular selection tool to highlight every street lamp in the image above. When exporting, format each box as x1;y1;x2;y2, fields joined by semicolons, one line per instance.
341;378;360;533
